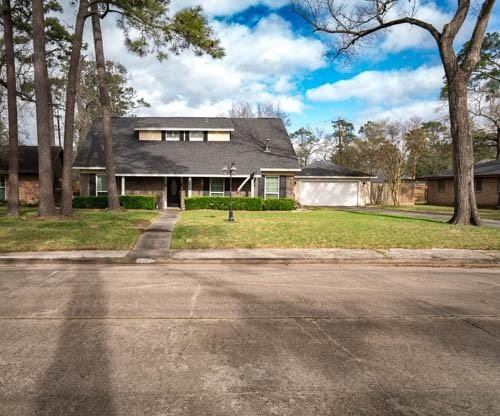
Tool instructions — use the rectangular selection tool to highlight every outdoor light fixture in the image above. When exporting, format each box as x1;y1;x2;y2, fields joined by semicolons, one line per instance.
222;162;237;222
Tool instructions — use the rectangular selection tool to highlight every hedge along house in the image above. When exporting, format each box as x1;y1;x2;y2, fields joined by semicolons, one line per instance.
73;117;300;208
420;160;500;208
0;146;63;205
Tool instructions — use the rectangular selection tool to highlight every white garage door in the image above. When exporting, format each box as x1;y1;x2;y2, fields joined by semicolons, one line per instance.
299;180;359;206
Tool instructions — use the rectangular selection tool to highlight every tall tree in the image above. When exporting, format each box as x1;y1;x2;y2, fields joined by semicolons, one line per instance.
60;0;88;216
61;0;225;215
32;0;56;216
75;58;150;147
293;0;497;225
330;118;355;166
1;0;19;216
227;100;291;126
290;127;320;166
91;2;120;210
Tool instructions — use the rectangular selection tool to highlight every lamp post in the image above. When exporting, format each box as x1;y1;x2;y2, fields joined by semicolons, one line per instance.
222;162;237;222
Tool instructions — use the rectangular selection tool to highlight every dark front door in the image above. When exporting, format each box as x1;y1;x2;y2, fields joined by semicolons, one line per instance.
167;177;180;207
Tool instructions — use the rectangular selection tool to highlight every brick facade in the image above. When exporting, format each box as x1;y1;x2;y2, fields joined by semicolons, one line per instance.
427;177;500;207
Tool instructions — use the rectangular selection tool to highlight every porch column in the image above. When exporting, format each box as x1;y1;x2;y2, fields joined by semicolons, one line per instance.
250;177;255;197
188;177;192;197
121;176;125;196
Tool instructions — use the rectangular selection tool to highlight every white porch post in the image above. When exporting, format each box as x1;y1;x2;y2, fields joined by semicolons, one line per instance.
188;177;192;197
250;177;255;197
120;176;125;196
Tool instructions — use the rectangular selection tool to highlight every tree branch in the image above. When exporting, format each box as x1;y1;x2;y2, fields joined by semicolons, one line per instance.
462;0;497;74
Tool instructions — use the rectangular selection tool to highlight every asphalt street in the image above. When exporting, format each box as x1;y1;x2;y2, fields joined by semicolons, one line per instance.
0;263;499;415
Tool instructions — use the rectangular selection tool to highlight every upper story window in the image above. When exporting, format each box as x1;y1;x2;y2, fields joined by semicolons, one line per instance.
189;131;204;142
0;176;6;200
96;175;107;196
165;131;181;141
265;176;279;199
210;178;225;196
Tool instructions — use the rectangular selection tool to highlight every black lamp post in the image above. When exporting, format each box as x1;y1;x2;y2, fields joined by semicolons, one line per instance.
222;162;237;222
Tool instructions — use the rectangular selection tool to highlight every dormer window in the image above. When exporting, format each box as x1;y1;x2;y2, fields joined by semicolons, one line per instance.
165;131;181;141
189;131;204;142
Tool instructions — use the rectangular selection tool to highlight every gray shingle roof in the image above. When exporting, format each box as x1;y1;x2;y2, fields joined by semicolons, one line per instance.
419;160;500;179
298;161;371;178
0;146;62;175
73;117;299;175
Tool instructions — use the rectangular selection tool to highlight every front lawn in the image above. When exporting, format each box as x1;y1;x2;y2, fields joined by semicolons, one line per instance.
383;204;500;221
171;209;500;250
0;208;157;252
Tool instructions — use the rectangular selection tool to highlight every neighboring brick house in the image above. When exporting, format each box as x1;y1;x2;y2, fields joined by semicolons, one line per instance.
421;160;500;207
0;146;63;205
73;117;300;208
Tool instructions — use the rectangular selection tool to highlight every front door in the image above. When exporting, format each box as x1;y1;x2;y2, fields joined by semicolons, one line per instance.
167;177;180;207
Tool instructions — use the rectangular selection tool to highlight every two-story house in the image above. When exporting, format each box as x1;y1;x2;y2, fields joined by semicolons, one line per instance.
73;117;301;208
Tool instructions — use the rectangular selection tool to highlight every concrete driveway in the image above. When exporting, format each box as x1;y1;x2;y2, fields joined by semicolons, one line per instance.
1;263;499;415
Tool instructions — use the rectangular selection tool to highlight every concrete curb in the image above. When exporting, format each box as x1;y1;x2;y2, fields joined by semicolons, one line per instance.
0;248;498;267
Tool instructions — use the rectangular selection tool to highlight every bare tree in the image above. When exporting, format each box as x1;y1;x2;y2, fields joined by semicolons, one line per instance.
32;0;56;217
1;0;19;216
293;0;497;225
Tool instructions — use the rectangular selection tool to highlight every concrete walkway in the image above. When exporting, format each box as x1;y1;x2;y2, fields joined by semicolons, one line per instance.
127;208;179;260
349;207;500;228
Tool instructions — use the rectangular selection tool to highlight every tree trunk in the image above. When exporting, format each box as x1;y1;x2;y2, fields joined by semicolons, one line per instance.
446;73;481;226
61;0;88;216
496;126;500;160
2;0;19;216
32;0;56;217
91;5;120;210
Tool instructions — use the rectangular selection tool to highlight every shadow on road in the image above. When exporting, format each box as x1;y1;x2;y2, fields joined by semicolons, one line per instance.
32;269;115;416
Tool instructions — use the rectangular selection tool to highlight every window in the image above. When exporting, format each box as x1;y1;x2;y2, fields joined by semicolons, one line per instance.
96;175;107;196
437;180;445;193
189;131;204;142
474;178;482;192
265;176;279;199
0;176;5;201
210;178;224;196
165;131;180;141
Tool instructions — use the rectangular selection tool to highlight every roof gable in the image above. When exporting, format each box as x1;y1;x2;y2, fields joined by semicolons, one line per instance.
74;117;300;175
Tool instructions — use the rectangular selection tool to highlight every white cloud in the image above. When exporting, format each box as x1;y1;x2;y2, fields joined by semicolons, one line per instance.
358;99;447;123
96;14;325;116
306;65;444;104
170;0;289;16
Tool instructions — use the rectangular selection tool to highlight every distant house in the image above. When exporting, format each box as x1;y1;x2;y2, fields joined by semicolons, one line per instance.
0;146;63;205
73;117;301;208
420;160;500;207
295;161;371;206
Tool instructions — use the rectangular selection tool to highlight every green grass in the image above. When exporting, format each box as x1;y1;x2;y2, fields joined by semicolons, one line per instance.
383;204;500;221
171;209;500;250
0;207;158;252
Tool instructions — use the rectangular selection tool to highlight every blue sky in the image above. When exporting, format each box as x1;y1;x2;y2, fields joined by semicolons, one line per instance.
68;0;500;135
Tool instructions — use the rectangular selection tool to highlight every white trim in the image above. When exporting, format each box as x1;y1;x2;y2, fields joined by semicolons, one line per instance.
116;173;249;178
250;177;255;197
209;177;225;196
261;168;301;172
121;176;125;196
134;127;234;132
296;176;372;180
188;177;192;197
237;174;252;192
74;166;105;170
264;175;279;199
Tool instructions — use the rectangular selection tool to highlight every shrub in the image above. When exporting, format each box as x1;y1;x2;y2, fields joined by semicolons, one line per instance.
263;198;295;211
73;195;156;210
119;195;156;210
185;197;263;211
